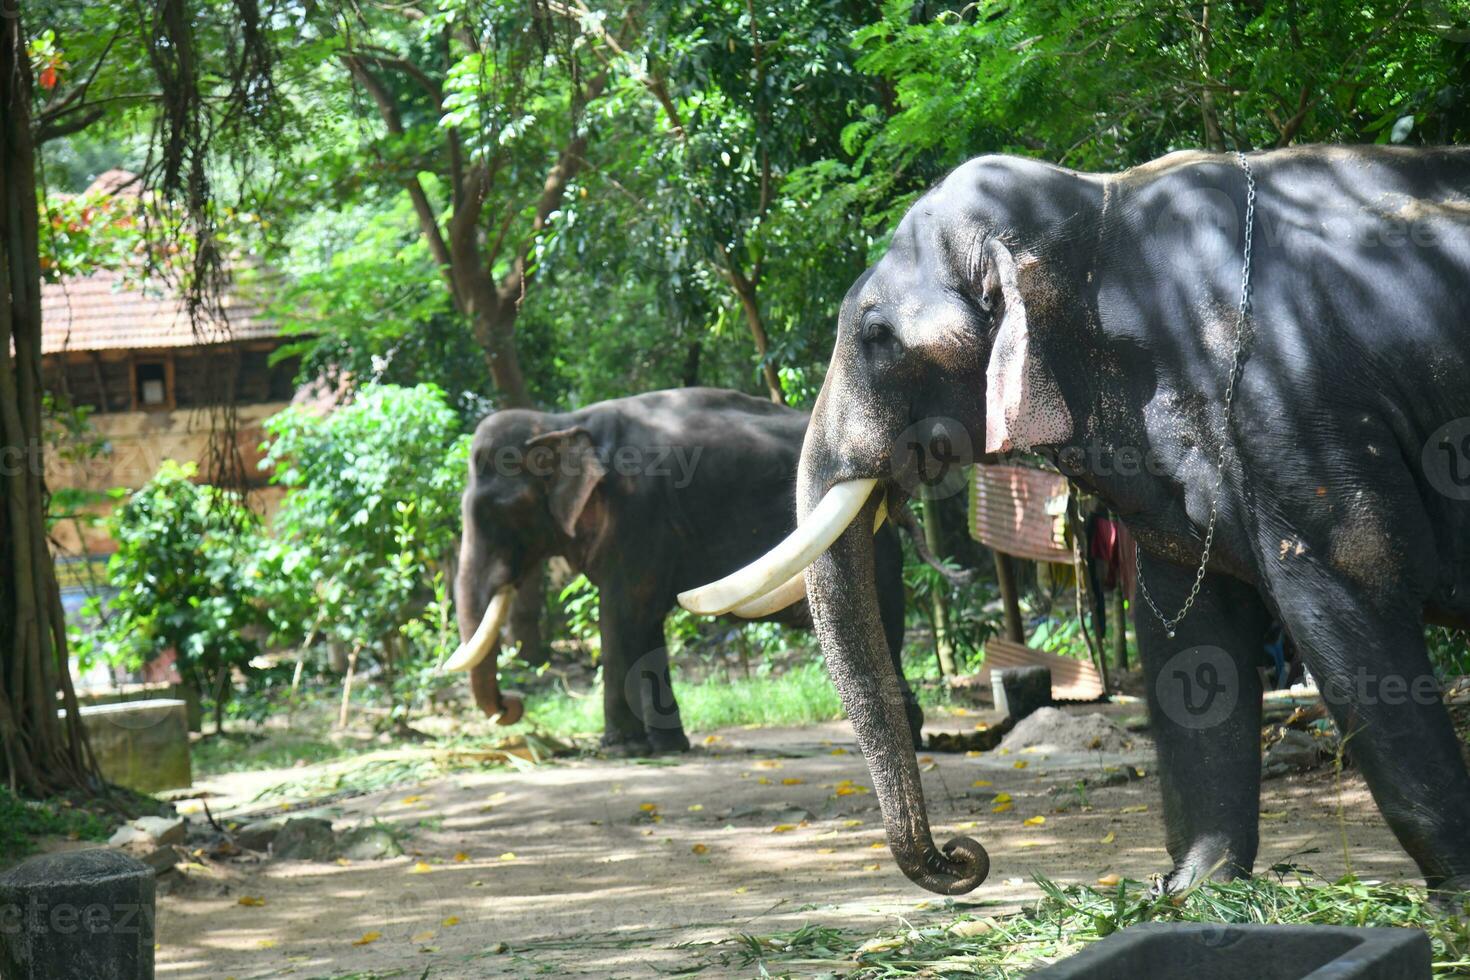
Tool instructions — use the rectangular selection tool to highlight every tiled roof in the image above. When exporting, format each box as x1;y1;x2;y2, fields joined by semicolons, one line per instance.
40;271;278;355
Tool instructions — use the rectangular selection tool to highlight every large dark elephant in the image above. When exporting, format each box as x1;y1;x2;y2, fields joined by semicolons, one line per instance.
445;387;923;755
684;146;1470;897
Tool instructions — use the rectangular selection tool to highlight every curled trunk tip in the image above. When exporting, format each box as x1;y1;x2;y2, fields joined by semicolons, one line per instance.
896;835;990;895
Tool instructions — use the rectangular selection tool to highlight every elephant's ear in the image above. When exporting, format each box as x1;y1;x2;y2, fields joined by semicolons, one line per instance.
526;427;607;538
982;239;1073;454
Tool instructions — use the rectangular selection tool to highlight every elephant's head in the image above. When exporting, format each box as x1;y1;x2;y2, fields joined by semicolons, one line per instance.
680;156;1099;894
445;410;609;724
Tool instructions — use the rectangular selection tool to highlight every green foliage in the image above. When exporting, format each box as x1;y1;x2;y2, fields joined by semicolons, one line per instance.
262;384;470;721
0;787;111;860
76;461;264;728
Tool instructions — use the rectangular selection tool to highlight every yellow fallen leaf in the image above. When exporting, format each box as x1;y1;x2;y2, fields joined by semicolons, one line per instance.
1023;816;1046;827
863;863;881;871
410;861;433;874
997;748;1011;755
816;847;836;854
974;723;989;731
757;776;772;785
401;795;422;804
441;916;460;927
353;931;381;946
869;842;885;849
257;939;277;949
1120;805;1149;814
754;759;783;769
919;756;934;764
734;886;748;894
687;804;704;812
1100;831;1116;844
639;802;657;812
1013;760;1028;769
971;779;992;788
966;750;983;758
453;852;470;863
335;858;352;867
703;735;722;745
771;824;797;833
691;843;709;855
842;819;863;828
781;777;804;785
1097;873;1122;887
238;896;266;907
1018;840;1044;848
991;801;1013;814
993;792;1012;804
499;852;516;861
488;791;508;803
830;747;848;756
955;821;979;830
412;930;436;943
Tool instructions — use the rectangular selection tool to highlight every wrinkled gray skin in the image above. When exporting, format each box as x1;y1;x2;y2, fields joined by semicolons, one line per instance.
457;387;922;756
801;145;1470;896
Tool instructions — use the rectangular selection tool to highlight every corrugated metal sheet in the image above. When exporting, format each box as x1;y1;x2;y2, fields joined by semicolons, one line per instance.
970;464;1071;562
978;637;1105;701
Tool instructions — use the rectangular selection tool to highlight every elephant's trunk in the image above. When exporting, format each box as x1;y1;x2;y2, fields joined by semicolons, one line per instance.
800;473;989;895
448;586;524;726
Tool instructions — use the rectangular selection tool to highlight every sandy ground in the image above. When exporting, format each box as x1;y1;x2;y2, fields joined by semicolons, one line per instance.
153;704;1416;979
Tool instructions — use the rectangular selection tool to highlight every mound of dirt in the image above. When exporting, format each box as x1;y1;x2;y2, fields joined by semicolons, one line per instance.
998;708;1139;754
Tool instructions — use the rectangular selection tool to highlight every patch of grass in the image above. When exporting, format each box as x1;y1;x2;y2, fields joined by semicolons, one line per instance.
704;872;1470;977
0;787;112;860
191;732;383;778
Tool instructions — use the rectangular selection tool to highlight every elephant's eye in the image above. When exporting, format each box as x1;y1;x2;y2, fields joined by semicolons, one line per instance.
861;318;897;349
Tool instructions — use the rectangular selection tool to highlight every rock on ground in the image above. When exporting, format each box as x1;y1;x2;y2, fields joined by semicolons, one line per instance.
999;707;1138;754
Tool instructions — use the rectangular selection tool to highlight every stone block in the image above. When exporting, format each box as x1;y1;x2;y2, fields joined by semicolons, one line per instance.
0;849;155;980
991;666;1052;723
63;700;191;794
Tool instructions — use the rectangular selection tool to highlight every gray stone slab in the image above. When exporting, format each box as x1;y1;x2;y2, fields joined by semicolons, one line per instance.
0;848;155;980
62;700;191;794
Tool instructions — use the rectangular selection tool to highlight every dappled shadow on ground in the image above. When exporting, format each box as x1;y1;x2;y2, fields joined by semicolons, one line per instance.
153;706;1415;978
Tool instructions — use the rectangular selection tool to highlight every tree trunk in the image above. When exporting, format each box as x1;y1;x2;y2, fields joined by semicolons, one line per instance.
0;13;98;796
993;550;1026;643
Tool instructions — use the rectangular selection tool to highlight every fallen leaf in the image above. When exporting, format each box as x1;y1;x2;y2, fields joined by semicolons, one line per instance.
257;939;277;949
971;780;992;788
993;792;1012;804
734;886;748;894
757;776;773;785
703;735;722;745
754;759;783;769
412;930;436;943
1100;831;1116;844
816;847;835;854
687;804;704;812
781;777;804;785
771;824;797;834
442;916;460;927
869;842;885;850
639;802;657;812
966;750;983;758
1120;805;1149;814
842;819;863;828
996;748;1011;755
335;858;352;867
856;936;904;955
453;852;470;863
401;795;423;805
830;747;849;756
499;852;516;861
955;821;979;830
410;861;433;874
1023;816;1046;827
1097;873;1122;887
991;801;1013;814
238;896;266;907
691;843;709;855
1013;760;1028;769
353;931;381;946
974;723;989;732
1018;841;1044;848
863;863;881;871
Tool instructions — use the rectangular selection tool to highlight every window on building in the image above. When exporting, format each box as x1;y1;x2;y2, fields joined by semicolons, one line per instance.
134;359;170;409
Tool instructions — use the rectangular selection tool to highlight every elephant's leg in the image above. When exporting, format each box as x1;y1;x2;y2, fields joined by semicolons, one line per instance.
875;531;924;747
1136;552;1269;892
598;594;650;754
1266;560;1470;893
629;627;691;754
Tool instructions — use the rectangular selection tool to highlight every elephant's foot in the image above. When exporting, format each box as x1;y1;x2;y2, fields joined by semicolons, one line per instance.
646;727;691;754
600;729;652;758
1151;838;1252;898
1427;875;1470;920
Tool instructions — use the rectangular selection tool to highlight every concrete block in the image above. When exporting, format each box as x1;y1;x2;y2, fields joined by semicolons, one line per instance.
63;700;191;794
1030;922;1430;979
0;848;155;980
991;666;1052;723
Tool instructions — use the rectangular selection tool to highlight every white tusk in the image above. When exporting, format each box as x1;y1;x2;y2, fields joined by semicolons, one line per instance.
679;478;877;616
731;495;891;619
442;587;515;672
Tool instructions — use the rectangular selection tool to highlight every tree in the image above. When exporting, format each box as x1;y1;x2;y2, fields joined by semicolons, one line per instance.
1;3;96;796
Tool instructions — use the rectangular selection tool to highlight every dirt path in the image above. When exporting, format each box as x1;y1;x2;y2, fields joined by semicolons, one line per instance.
156;705;1415;979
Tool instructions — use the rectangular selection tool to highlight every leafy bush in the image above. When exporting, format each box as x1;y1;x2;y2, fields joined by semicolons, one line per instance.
75;460;264;733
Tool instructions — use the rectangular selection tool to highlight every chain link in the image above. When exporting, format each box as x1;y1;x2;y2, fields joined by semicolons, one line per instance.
1135;150;1255;639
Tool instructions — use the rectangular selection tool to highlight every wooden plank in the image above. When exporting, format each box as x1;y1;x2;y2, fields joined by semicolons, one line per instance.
978;636;1105;701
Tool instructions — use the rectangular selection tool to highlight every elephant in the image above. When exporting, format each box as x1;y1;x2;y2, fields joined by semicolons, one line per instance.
445;386;925;755
682;145;1470;897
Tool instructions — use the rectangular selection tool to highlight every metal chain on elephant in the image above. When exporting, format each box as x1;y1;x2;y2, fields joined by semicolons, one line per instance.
1136;150;1256;638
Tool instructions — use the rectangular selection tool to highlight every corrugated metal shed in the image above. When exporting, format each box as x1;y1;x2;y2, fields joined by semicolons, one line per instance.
970;463;1071;563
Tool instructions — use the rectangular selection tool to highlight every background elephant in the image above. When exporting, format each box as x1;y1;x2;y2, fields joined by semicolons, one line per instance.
688;146;1470;897
451;386;923;755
